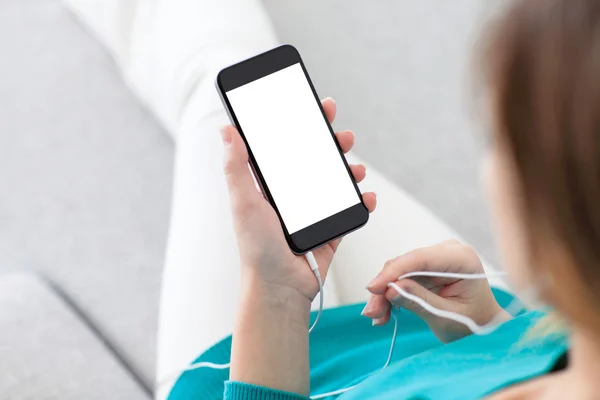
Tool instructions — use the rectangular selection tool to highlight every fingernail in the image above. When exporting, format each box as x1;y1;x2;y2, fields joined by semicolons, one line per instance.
367;276;379;291
361;303;373;316
220;127;232;145
373;318;384;327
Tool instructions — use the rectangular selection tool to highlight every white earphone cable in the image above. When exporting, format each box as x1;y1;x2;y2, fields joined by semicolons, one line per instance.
310;311;399;399
305;251;323;334
309;269;512;399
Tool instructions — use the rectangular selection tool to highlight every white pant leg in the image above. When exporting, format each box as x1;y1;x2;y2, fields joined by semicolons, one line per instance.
145;1;282;397
331;153;506;305
64;0;279;137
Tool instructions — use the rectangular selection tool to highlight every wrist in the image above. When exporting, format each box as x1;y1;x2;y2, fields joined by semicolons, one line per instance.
240;273;312;320
231;272;312;395
479;303;513;326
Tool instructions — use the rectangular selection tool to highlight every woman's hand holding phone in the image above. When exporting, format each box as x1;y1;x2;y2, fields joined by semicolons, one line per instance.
221;97;376;304
222;98;376;395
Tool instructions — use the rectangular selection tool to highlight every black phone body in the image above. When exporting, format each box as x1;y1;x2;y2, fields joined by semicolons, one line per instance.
216;44;368;254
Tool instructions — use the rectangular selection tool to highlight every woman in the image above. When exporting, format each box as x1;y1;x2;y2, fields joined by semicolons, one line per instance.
159;0;600;398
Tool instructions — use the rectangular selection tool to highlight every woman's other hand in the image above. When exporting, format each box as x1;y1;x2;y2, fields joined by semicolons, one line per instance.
221;97;377;304
364;240;510;342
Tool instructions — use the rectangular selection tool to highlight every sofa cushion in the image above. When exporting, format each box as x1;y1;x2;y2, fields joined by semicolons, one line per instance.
0;0;172;387
0;273;149;400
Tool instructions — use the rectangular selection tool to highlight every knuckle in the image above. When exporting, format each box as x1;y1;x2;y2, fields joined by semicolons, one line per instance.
460;244;479;260
230;198;249;214
459;245;484;270
223;160;236;177
460;244;476;254
406;248;426;266
383;259;394;270
232;198;259;219
383;256;403;274
383;257;398;272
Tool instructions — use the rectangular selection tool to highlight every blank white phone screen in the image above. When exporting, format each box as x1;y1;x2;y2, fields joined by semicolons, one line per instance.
226;63;360;234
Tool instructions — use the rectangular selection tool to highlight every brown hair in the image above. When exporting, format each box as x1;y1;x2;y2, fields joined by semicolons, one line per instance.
481;0;600;335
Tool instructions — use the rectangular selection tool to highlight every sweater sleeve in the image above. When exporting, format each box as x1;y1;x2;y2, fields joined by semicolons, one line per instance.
224;381;311;400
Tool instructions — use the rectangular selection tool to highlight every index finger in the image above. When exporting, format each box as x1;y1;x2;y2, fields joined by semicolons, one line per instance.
366;244;482;295
322;97;336;123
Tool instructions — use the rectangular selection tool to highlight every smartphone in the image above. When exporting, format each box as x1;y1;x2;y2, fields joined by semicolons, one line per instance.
216;44;369;254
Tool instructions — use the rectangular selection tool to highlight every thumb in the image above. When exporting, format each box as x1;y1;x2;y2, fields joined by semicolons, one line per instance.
221;126;261;209
385;279;453;319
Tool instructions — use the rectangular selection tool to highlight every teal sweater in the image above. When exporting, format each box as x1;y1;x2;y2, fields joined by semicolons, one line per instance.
168;290;567;399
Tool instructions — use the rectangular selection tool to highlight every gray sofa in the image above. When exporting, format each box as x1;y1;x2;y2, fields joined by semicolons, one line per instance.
0;0;495;398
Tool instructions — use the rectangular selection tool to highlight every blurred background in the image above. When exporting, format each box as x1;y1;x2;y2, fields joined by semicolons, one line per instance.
0;1;500;399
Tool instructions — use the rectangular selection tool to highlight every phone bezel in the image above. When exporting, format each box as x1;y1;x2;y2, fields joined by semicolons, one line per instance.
216;44;369;254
